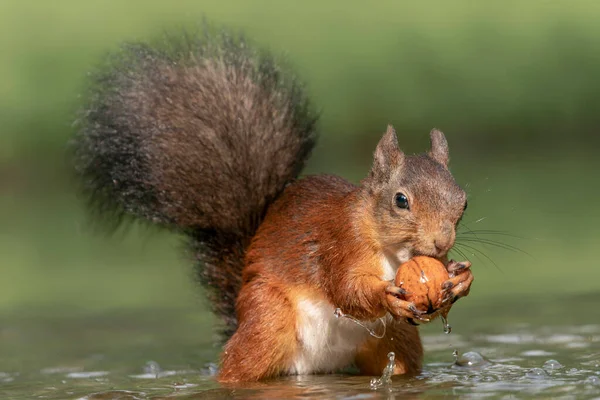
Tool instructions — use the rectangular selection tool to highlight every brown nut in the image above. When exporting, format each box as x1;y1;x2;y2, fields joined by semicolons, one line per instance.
394;256;449;314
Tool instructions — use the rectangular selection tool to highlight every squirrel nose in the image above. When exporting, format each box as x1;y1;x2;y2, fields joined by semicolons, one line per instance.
433;222;455;255
434;236;452;254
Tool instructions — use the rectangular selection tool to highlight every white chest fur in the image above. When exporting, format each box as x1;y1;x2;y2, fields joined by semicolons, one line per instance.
291;298;374;374
381;247;412;281
290;250;411;375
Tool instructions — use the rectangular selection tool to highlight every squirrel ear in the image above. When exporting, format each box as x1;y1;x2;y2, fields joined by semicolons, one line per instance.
429;128;449;167
370;125;405;183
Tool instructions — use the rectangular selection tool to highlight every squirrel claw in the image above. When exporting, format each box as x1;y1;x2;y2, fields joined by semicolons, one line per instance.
446;260;472;277
385;285;407;297
414;314;431;323
409;305;430;322
442;281;454;290
384;292;429;321
438;267;474;308
441;293;457;304
408;304;426;316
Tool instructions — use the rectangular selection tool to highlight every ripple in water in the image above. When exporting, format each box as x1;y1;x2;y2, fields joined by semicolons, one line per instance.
2;319;599;399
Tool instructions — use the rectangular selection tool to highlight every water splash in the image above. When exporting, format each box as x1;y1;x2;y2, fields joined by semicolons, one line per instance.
143;361;161;379
334;308;386;339
201;362;219;376
370;352;395;390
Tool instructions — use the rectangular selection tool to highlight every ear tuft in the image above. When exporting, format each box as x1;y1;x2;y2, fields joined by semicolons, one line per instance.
429;128;449;167
370;125;404;184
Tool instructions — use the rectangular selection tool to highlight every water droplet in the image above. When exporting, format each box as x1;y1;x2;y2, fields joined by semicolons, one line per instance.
525;368;548;379
143;361;161;378
370;352;395;390
542;359;563;371
440;314;452;334
452;349;459;363
455;351;490;368
332;308;386;339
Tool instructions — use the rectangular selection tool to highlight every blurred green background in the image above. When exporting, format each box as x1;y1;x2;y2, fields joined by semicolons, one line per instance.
1;1;599;324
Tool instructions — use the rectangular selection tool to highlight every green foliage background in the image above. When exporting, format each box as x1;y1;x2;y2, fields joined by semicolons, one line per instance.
1;1;598;321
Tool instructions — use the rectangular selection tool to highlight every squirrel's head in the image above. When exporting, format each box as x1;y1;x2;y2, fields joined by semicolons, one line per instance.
362;125;467;260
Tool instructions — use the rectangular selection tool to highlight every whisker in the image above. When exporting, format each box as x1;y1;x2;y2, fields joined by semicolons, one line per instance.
458;236;523;252
469;217;487;224
451;243;486;267
449;246;470;262
459;229;510;233
453;243;493;271
460;237;525;253
455;242;503;273
457;237;534;259
457;221;484;240
458;230;527;240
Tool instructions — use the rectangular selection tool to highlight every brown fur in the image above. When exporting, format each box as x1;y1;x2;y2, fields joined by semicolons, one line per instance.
355;318;423;375
72;28;317;336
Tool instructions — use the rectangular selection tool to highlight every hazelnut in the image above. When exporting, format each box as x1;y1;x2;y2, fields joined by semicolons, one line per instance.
394;256;449;314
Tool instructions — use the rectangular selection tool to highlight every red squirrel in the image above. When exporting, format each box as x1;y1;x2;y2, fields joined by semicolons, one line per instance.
72;27;473;382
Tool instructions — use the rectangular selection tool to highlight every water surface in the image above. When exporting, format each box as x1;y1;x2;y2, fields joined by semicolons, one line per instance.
1;293;599;399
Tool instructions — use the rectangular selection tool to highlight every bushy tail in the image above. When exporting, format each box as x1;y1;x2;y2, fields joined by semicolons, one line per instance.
72;27;318;336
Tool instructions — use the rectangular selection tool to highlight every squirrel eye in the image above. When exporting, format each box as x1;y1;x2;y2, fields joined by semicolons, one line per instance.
463;200;468;212
394;193;409;210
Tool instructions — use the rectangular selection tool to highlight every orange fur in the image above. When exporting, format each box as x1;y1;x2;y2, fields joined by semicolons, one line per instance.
217;175;424;382
219;275;298;383
355;318;423;376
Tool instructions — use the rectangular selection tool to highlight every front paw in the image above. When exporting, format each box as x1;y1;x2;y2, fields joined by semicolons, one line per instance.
383;284;431;323
439;260;474;307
